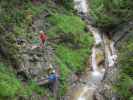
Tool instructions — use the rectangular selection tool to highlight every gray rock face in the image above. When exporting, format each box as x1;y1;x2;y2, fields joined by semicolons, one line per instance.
30;12;51;33
112;21;133;45
18;43;56;84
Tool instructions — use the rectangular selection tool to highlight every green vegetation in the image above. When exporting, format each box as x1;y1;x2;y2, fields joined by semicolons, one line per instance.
90;0;133;29
49;14;85;33
114;33;133;100
56;45;90;71
0;63;21;98
56;57;71;96
63;0;74;10
48;14;93;95
48;14;93;80
0;63;46;99
57;0;74;10
48;14;86;37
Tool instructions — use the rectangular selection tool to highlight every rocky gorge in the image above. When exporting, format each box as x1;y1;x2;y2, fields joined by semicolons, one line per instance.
0;0;133;100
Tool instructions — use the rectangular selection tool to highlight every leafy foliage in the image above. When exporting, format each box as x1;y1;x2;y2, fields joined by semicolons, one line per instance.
48;14;85;34
115;74;133;99
49;14;93;73
90;0;133;29
0;63;21;97
0;63;47;99
55;56;71;96
56;45;91;71
115;33;133;100
28;81;46;96
57;0;74;10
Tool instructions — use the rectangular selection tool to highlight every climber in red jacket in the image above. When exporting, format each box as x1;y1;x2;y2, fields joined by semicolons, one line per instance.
39;31;48;48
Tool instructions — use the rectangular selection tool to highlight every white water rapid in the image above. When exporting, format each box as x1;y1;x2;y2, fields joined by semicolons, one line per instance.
103;34;117;67
74;0;88;13
69;0;118;100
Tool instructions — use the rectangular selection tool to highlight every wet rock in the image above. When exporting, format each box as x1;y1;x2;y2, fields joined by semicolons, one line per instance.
93;91;104;100
95;62;119;100
96;50;104;66
67;73;75;85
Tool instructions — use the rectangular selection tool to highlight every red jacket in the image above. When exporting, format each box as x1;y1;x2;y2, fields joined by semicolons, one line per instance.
39;33;48;42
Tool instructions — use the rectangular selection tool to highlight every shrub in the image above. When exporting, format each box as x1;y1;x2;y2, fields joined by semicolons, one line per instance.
28;81;45;96
55;57;71;96
56;44;92;72
0;64;21;97
115;33;133;100
57;0;74;10
115;74;133;99
48;14;85;34
90;0;133;29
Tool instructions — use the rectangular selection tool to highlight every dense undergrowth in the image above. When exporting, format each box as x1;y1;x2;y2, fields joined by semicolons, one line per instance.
0;63;46;100
114;33;133;100
90;0;133;30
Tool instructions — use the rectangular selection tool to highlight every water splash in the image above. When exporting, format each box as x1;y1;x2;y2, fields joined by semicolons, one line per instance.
91;47;97;71
87;25;102;45
78;97;86;100
110;41;117;61
74;0;88;13
92;71;101;76
104;35;117;67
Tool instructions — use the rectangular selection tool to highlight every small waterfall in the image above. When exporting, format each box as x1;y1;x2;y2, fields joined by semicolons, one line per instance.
87;25;102;45
91;47;97;71
87;25;103;75
103;34;117;67
89;25;103;77
110;41;117;61
110;42;115;55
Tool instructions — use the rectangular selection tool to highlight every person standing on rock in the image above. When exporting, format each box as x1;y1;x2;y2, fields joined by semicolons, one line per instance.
39;31;48;48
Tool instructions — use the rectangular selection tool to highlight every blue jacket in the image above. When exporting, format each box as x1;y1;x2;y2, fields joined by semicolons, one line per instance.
48;74;57;81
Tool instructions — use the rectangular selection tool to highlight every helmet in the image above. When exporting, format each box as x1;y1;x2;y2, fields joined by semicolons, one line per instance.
52;70;56;74
39;30;44;33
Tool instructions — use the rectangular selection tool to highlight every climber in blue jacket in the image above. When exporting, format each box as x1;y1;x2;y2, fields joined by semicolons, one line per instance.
47;70;58;82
